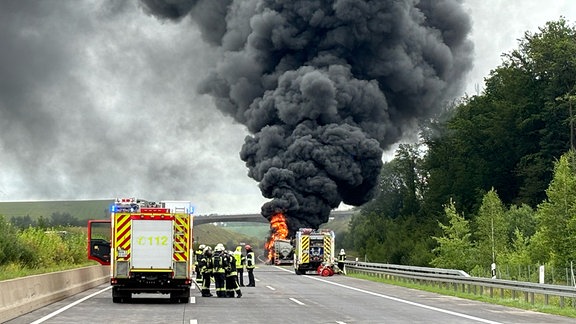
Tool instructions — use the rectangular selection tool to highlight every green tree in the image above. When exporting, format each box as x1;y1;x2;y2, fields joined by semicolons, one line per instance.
505;204;536;243
360;160;404;219
510;19;576;205
50;212;79;227
36;216;49;229
533;150;576;267
424;18;576;216
431;199;475;271
498;228;533;280
351;144;436;266
473;189;509;268
10;215;35;228
394;143;426;217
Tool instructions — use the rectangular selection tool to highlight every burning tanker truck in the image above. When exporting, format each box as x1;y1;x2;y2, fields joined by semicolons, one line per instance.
269;238;293;265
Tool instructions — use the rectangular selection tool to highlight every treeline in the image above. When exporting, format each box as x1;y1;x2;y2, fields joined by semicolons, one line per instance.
346;19;576;280
10;212;85;228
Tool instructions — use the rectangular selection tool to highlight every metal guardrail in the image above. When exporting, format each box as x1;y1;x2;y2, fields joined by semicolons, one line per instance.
348;261;471;277
346;261;576;308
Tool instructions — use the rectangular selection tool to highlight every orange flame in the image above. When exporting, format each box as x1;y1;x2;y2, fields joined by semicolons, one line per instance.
265;212;289;262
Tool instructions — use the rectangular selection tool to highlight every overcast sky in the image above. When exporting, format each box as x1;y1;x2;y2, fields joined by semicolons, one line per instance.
0;1;574;215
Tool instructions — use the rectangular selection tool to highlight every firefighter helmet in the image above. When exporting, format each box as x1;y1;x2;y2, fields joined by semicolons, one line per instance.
215;243;225;252
199;244;206;250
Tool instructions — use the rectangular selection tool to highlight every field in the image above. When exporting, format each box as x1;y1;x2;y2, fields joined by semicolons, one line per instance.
0;200;113;221
193;223;266;249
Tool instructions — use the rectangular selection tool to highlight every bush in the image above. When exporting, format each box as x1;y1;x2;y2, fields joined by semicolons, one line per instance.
17;227;80;268
0;216;25;265
62;230;89;264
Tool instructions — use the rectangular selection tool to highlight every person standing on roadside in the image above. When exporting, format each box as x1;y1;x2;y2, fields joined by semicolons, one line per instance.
233;245;245;286
225;250;242;298
337;248;346;274
245;244;256;287
195;244;206;284
199;246;213;297
212;243;228;297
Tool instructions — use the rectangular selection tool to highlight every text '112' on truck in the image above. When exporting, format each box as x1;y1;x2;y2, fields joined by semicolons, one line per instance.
87;198;194;303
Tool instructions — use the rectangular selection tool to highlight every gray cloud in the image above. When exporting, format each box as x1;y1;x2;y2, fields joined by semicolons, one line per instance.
3;0;571;220
0;0;265;213
142;0;474;233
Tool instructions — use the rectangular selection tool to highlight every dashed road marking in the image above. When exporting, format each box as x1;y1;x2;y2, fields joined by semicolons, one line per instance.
266;285;276;291
289;297;305;305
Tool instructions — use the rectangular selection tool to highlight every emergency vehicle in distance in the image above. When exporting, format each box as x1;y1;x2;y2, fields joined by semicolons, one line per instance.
293;228;335;275
87;198;194;303
272;239;294;265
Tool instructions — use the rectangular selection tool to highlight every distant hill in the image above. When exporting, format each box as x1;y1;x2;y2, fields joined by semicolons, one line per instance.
321;212;354;232
194;223;265;252
0;200;113;221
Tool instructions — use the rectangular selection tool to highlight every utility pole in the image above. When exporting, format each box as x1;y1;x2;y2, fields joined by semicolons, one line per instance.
569;96;574;151
491;217;496;279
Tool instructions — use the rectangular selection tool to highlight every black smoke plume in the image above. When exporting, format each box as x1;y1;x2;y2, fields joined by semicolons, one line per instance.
141;0;473;235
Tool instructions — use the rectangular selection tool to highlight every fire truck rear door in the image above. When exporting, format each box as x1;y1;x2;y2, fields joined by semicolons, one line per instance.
131;219;173;269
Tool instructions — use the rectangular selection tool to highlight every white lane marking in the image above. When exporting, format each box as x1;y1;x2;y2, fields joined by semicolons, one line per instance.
336;322;347;324
189;296;196;304
266;285;276;291
289;297;306;305
30;286;112;324
255;278;260;282
276;267;502;324
190;320;198;324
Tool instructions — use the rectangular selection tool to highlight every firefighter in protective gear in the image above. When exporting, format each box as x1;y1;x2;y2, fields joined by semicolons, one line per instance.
195;244;206;284
338;248;346;274
212;243;228;297
200;246;213;297
233;245;245;286
245;244;256;287
225;250;242;298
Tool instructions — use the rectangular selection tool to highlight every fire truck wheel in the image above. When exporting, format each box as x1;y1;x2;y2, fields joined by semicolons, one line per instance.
112;295;131;303
112;287;131;303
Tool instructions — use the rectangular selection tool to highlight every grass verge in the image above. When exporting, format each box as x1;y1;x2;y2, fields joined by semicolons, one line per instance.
349;272;576;318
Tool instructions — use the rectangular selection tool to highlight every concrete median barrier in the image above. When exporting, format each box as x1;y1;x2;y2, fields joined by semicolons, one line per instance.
0;265;109;323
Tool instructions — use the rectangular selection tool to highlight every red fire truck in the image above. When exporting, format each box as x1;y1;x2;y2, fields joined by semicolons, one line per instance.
88;198;194;303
